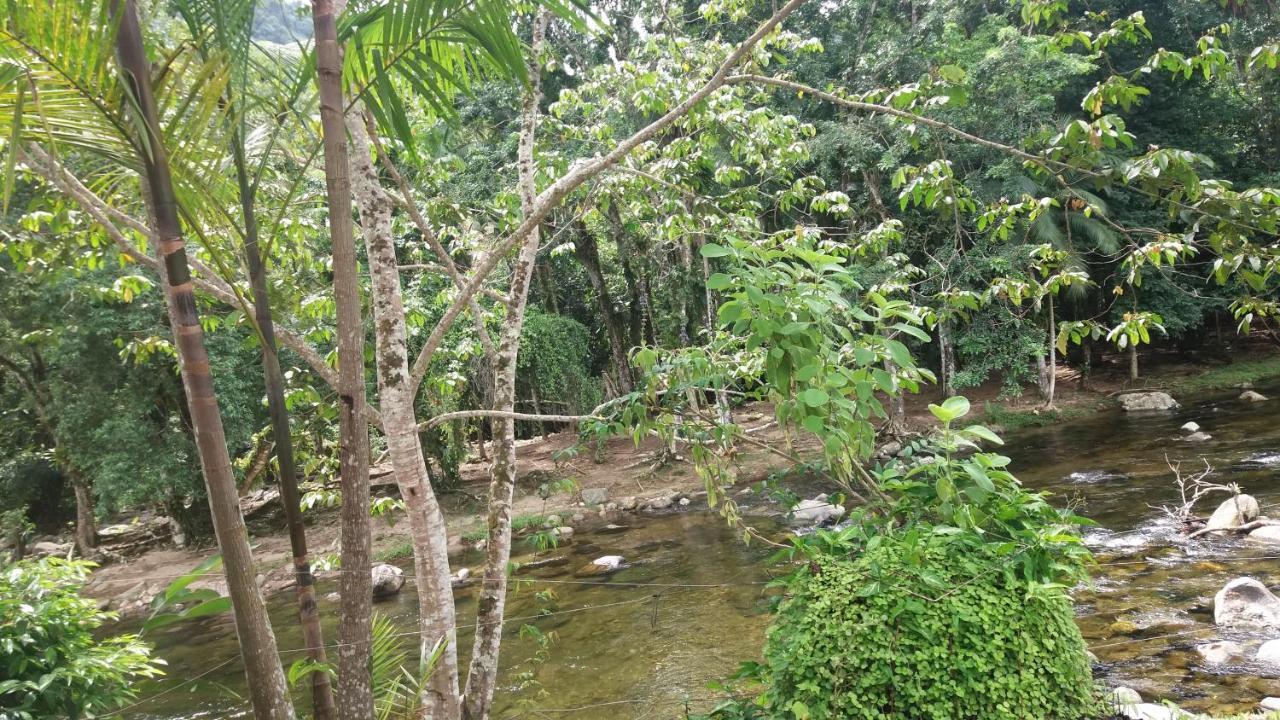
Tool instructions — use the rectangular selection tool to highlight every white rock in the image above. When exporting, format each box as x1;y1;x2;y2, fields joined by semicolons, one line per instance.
1180;421;1201;433
574;555;625;577
371;563;405;600
1108;686;1143;706
451;567;471;587
678;497;690;507
618;496;638;511
1259;639;1280;665
553;526;574;539
1260;697;1280;712
1194;640;1243;665
1119;392;1180;412
1248;526;1280;545
1215;577;1280;628
791;498;846;525
1120;704;1195;720
1183;431;1212;443
581;487;609;506
1240;390;1269;403
646;494;674;510
1205;494;1260;532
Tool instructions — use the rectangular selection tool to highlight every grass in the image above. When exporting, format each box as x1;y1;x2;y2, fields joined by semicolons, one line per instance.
1163;355;1280;396
461;528;488;542
980;402;1101;431
511;513;548;532
374;539;413;562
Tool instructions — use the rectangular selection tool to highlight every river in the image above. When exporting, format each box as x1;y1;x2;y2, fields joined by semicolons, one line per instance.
114;383;1280;718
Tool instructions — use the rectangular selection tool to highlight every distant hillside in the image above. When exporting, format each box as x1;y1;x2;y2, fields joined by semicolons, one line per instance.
253;0;312;44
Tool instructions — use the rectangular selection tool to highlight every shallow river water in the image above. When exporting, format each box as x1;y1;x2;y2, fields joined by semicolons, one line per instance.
117;383;1280;718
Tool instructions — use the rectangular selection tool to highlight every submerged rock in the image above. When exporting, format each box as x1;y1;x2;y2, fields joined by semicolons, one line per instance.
1194;640;1243;665
1204;494;1260;533
451;567;471;587
1183;431;1212;443
1240;390;1269;403
1214;577;1280;629
1180;421;1201;433
371;563;405;600
1119;392;1179;412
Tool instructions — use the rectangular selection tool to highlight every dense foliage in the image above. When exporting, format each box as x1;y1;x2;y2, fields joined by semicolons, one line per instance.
0;558;164;718
762;542;1095;720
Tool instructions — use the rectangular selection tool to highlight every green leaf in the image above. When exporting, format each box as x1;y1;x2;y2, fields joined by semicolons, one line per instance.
799;388;829;407
706;272;733;290
963;425;1004;446
700;243;732;258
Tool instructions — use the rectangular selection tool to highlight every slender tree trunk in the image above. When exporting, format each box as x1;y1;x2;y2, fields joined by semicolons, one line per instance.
112;4;294;718
1044;295;1056;409
701;238;731;423
69;471;96;555
572;224;632;392
884;359;906;434
348;116;460;719
1129;342;1139;381
938;316;955;398
309;2;375;718
233;133;336;720
463;14;550;719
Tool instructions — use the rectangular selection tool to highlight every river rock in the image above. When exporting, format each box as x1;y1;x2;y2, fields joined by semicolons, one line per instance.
1260;697;1280;712
1180;421;1201;433
875;441;903;459
645;493;675;510
1108;687;1143;707
1204;494;1260;532
30;540;72;557
575;555;624;577
1119;392;1180;412
1214;577;1280;628
1119;704;1196;720
618;496;638;511
1259;639;1280;665
790;496;845;525
1183;431;1212;443
371;563;405;600
1240;390;1269;403
553;526;574;539
451;568;471;587
581;487;609;506
1194;640;1243;665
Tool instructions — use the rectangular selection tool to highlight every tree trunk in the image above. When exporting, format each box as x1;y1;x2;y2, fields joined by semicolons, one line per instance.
572;224;632;392
462;14;549;719
69;471;96;555
233;128;336;720
348;116;460;719
1129;342;1139;381
938;316;955;399
884;359;906;435
309;2;374;718
112;4;294;718
1044;295;1056;409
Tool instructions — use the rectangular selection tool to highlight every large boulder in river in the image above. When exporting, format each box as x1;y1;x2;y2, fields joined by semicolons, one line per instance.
1204;494;1260;532
575;555;625;577
1214;577;1280;628
1119;392;1179;412
1240;390;1269;403
1258;639;1280;666
1249;526;1280;545
1195;640;1243;665
371;563;405;600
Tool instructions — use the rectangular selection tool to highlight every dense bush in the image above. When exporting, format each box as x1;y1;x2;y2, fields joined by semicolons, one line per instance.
761;537;1097;720
0;558;164;718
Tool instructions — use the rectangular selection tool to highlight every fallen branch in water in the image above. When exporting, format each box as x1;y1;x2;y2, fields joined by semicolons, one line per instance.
1188;518;1280;540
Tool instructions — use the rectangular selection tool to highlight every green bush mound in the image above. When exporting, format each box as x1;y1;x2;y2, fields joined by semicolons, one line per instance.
762;538;1097;720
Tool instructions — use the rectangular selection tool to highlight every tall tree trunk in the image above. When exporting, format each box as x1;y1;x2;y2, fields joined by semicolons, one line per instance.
112;4;294;718
233;131;336;720
1129;342;1139;382
309;2;375;718
572;224;632;392
937;316;955;398
348;116;460;719
463;14;550;719
69;471;96;555
1044;295;1056;409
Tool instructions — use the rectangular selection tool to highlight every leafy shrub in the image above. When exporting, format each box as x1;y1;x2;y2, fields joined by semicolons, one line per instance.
761;537;1097;720
0;558;164;718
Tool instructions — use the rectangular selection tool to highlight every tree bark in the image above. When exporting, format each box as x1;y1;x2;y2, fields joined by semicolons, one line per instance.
572;223;632;392
348;115;460;720
233;126;336;720
69;471;96;555
309;2;375;719
112;4;295;718
1044;295;1057;409
462;13;550;719
938;316;955;398
1129;342;1140;381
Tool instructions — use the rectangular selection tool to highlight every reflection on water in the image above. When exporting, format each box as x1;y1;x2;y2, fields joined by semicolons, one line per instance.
118;384;1280;718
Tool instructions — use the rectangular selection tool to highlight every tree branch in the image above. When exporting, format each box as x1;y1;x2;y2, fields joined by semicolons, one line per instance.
407;0;809;394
